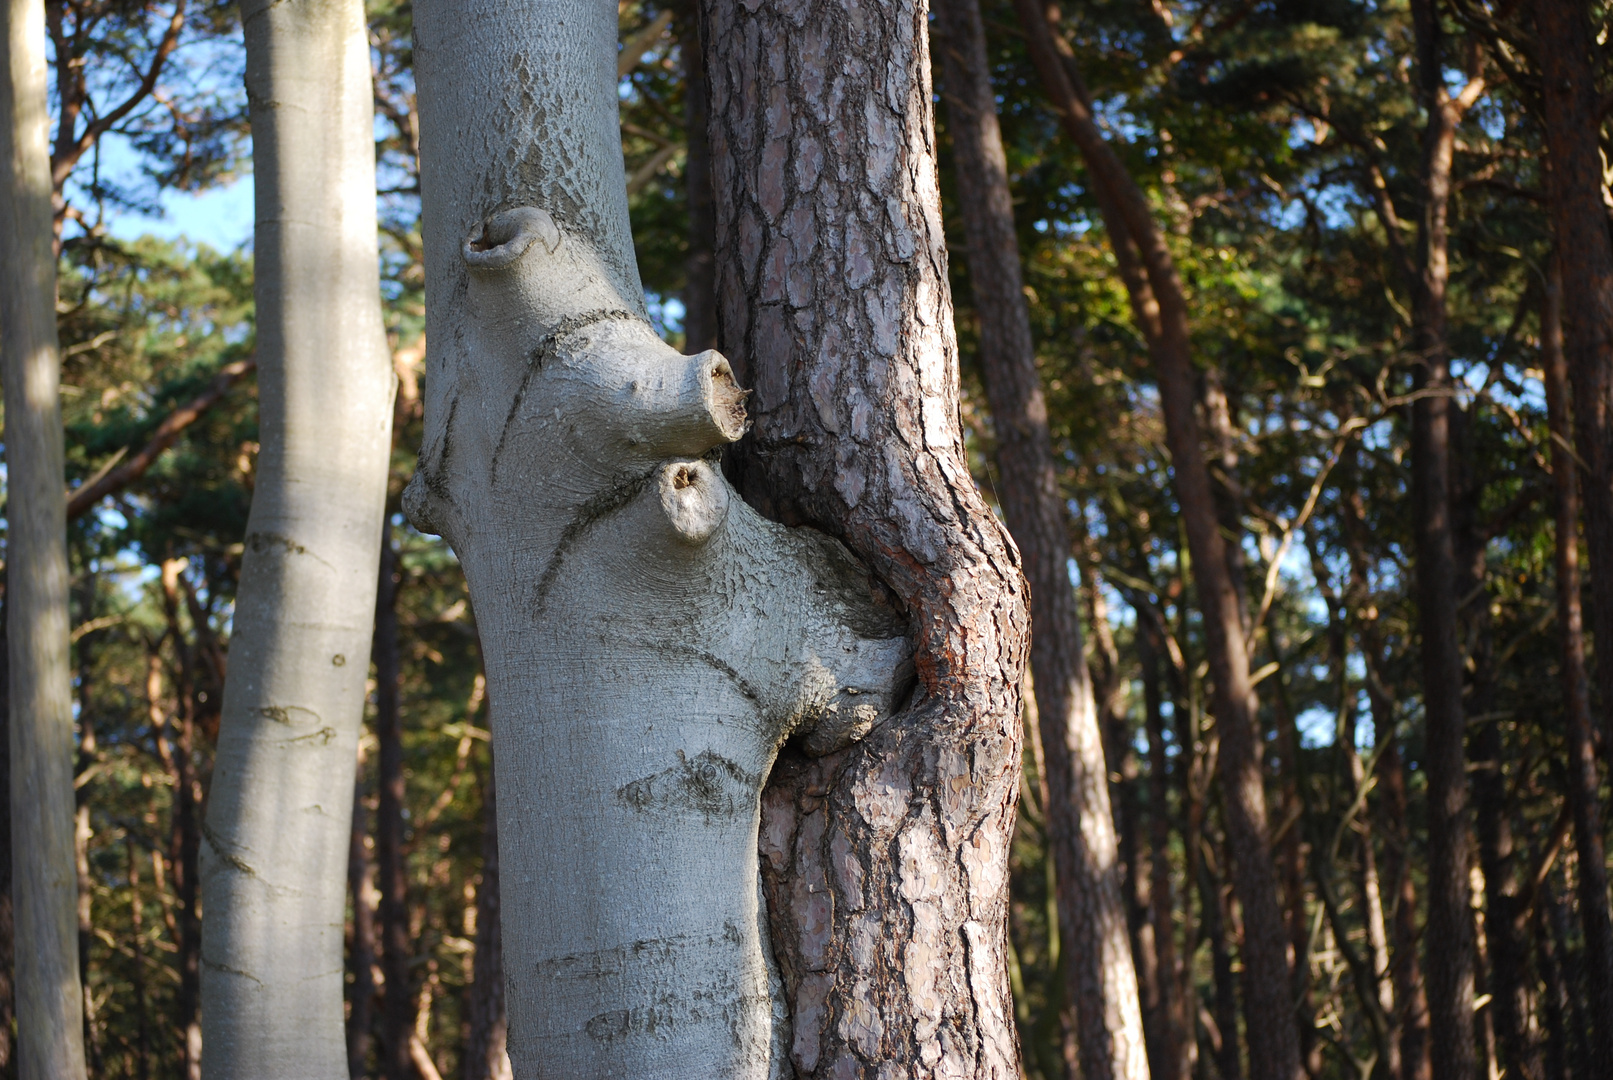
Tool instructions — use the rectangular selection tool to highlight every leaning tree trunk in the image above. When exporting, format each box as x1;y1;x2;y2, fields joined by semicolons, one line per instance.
702;0;1030;1074
1009;6;1299;1077
198;0;396;1074
933;1;1147;1077
0;1;88;1076
407;3;913;1076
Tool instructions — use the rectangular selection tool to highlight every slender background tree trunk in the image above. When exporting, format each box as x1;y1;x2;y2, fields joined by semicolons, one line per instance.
1405;6;1478;1076
933;1;1148;1076
1009;6;1299;1076
0;0;89;1074
199;0;395;1073
1542;258;1613;1078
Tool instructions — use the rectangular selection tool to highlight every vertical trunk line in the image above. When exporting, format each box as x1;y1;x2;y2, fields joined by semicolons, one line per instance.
934;0;1148;1076
0;0;89;1074
375;526;417;1080
1542;257;1613;1077
1010;5;1299;1075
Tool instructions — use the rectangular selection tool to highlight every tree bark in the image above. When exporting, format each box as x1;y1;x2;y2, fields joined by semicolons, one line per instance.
0;0;89;1075
702;0;1030;1074
1138;610;1189;1080
1009;7;1298;1077
0;607;13;1078
1405;6;1478;1076
676;0;717;354
1537;0;1613;761
408;3;913;1075
374;526;418;1080
933;1;1148;1077
1542;257;1613;1077
198;0;396;1073
347;751;378;1079
462;767;510;1080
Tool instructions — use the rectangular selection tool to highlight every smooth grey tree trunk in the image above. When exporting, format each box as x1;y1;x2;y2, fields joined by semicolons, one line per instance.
407;3;911;1076
198;0;396;1075
933;1;1148;1077
0;1;88;1076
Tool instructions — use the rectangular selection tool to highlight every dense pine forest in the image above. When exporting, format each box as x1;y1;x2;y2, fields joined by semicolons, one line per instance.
14;0;1613;1077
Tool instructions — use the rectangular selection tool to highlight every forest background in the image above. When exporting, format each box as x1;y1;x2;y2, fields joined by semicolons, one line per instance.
12;0;1613;1078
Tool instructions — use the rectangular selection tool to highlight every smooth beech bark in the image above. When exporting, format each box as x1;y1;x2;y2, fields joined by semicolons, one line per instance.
1405;5;1478;1075
198;0;396;1074
0;0;89;1076
1542;261;1613;1076
1010;6;1299;1077
702;0;1030;1074
408;3;911;1075
934;1;1147;1077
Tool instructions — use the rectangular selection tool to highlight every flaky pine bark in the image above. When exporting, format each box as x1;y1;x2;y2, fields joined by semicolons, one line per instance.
1009;6;1299;1077
702;0;1029;1074
0;1;88;1076
198;0;396;1074
1542;260;1613;1076
933;1;1146;1077
1405;5;1478;1075
408;4;911;1076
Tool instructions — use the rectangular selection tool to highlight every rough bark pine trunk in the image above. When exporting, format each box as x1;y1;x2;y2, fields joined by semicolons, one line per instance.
702;0;1031;1074
198;0;396;1073
0;0;88;1075
933;0;1148;1076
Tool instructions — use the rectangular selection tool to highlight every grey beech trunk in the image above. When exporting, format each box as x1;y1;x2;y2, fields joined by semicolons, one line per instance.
933;1;1148;1077
1010;5;1300;1077
198;0;396;1074
701;0;1031;1073
0;1;88;1076
407;3;914;1075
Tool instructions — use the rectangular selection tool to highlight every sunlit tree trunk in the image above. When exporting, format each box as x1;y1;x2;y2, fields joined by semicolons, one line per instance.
703;0;1030;1072
0;0;88;1075
199;0;396;1073
407;2;914;1075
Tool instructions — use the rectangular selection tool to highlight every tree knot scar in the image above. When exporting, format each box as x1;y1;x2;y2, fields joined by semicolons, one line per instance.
462;205;561;269
245;531;334;571
616;749;760;821
658;459;730;544
703;352;752;440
